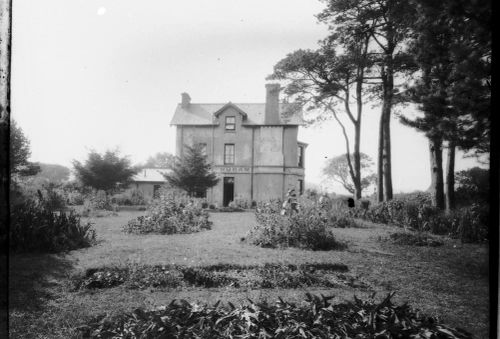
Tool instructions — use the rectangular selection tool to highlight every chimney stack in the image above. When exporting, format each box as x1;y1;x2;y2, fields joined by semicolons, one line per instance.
265;83;281;125
181;92;191;108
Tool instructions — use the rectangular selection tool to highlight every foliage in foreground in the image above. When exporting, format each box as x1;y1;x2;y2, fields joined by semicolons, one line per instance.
247;199;349;251
10;200;96;253
77;293;472;339
123;191;211;234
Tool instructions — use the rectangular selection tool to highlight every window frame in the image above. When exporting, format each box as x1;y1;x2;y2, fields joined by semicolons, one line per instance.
224;143;235;164
225;116;236;131
298;145;304;168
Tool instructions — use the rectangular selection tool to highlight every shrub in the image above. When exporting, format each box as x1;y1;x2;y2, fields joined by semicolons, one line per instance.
388;231;444;247
78;293;472;338
123;192;211;234
37;184;67;211
248;200;347;251
180;267;239;288
10;200;96;253
72;263;357;291
111;189;146;206
87;190;114;210
232;196;251;209
449;203;489;243
66;190;85;205
361;197;488;243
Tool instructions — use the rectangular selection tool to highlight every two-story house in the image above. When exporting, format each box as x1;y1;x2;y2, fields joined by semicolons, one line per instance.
170;84;307;206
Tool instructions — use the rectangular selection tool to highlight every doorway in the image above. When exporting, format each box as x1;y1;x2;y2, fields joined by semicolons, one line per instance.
223;177;234;206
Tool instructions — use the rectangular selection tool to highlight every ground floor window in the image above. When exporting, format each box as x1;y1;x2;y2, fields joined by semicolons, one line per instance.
298;179;303;195
153;185;161;198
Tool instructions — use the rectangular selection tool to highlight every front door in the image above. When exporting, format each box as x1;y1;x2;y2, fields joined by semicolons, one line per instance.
223;177;234;206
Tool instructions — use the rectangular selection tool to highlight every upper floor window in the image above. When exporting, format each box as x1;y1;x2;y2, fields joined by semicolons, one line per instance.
225;116;236;131
298;145;304;168
224;144;235;164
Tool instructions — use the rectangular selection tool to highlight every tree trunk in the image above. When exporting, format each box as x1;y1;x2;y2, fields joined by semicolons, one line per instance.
382;108;393;200
353;121;362;200
381;47;394;201
377;110;384;202
445;140;456;212
429;137;445;209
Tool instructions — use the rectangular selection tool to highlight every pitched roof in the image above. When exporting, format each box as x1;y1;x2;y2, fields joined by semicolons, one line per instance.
170;103;303;126
132;168;171;183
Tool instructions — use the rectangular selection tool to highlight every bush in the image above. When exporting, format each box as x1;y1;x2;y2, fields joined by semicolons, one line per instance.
111;189;146;206
66;190;85;205
360;195;489;243
388;231;444;247
449;203;489;243
247;200;347;251
78;293;472;338
72;263;356;291
10;200;96;253
232;196;251;209
123;192;211;234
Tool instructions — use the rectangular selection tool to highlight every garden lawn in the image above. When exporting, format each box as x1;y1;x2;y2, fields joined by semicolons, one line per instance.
9;211;489;338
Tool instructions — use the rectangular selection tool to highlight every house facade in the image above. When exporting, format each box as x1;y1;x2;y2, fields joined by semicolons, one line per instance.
170;84;306;206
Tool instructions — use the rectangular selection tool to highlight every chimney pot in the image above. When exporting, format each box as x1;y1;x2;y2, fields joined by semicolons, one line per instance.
265;83;281;124
181;92;191;108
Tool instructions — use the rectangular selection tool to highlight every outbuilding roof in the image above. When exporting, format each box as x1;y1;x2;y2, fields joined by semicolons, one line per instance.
132;168;171;183
170;102;303;126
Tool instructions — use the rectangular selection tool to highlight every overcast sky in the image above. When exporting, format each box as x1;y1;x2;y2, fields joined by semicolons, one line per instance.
11;0;484;194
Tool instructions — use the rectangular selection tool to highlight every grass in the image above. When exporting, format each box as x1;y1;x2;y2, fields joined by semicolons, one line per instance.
9;211;489;338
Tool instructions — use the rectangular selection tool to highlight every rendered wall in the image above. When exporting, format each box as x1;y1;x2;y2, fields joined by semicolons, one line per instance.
175;107;305;205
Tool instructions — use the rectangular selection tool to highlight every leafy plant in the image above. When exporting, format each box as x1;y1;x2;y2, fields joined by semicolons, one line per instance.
388;231;444;247
77;293;472;338
123;191;211;235
248;199;348;251
10;200;96;253
72;263;359;291
111;189;147;206
360;195;488;243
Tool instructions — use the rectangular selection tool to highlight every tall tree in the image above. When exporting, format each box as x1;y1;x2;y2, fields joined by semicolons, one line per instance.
10;120;40;178
401;0;490;210
318;0;416;202
322;153;377;196
73;150;138;193
268;33;373;199
165;144;219;197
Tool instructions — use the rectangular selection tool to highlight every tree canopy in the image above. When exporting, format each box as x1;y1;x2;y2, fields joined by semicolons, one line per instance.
10;120;40;177
268;34;374;199
72;150;138;193
141;152;175;169
165;144;219;197
35;163;70;184
322;153;376;196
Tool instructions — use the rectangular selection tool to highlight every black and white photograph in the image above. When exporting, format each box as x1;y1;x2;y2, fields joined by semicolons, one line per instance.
0;0;493;338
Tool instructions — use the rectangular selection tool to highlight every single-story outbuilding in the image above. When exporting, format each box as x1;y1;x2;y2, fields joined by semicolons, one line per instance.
127;168;171;199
